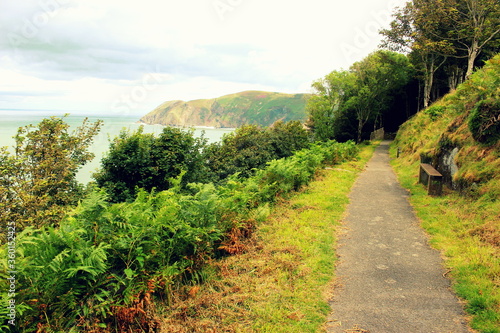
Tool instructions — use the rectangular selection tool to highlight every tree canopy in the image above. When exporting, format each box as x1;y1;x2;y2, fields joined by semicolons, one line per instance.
307;50;413;142
380;0;500;107
0;116;102;237
93;126;208;202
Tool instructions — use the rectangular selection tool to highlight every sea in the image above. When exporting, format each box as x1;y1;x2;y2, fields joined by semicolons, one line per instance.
0;110;234;184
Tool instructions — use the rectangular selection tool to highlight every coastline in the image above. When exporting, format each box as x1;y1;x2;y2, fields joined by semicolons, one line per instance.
136;120;235;130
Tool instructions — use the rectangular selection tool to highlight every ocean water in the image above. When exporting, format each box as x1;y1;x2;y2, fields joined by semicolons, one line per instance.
0;110;234;184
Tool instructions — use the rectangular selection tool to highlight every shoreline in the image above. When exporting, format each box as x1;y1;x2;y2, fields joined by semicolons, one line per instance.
136;120;235;130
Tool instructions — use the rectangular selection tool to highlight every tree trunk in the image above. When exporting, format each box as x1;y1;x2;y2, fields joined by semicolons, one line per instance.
465;40;480;80
357;118;363;144
423;61;434;109
447;66;464;90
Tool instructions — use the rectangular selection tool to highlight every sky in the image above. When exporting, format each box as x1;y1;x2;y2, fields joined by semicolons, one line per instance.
0;0;408;116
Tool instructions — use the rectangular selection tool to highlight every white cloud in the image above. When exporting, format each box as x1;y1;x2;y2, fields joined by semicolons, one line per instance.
0;0;407;115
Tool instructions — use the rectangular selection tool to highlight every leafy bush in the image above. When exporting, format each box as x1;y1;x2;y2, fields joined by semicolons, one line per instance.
206;122;311;183
469;98;500;145
94;126;208;202
96;121;310;202
253;141;358;203
424;105;446;120
1;140;358;332
0;116;102;236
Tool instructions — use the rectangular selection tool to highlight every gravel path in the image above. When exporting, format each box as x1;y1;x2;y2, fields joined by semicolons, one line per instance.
326;141;472;333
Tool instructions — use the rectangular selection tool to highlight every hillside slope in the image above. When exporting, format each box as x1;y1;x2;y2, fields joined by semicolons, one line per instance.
393;54;500;332
140;91;309;128
395;54;500;198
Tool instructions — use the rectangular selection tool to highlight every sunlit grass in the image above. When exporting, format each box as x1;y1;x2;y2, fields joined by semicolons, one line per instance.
240;143;376;332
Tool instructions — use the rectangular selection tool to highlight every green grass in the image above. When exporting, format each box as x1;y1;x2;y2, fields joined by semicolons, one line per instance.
159;143;377;332
390;144;500;333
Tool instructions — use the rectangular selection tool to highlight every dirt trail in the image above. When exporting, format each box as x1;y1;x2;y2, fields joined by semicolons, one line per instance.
326;141;472;333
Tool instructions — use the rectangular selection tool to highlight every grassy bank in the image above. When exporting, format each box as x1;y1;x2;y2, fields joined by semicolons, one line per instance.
389;54;500;333
160;143;377;332
390;145;500;333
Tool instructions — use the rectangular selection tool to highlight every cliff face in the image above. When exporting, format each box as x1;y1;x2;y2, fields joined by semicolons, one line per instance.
140;91;310;128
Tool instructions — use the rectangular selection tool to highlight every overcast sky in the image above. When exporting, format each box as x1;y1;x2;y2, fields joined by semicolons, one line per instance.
0;0;407;116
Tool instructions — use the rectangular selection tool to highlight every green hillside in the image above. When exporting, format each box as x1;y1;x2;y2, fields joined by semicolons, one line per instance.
395;54;500;198
140;90;309;128
393;54;500;332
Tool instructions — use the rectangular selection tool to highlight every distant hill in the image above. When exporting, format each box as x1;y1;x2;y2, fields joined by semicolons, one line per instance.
139;91;310;128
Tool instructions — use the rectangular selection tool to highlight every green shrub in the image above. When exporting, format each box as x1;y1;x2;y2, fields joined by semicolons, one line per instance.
469;98;500;145
424;105;446;120
1;140;359;332
205;122;311;183
94;126;208;202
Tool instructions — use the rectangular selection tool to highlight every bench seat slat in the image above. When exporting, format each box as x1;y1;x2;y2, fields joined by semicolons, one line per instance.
420;163;442;177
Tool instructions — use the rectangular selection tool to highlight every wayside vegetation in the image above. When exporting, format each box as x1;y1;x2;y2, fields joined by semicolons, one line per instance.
1;0;499;330
0;115;358;332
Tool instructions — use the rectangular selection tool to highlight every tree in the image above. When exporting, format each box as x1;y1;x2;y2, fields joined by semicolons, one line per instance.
0;116;102;237
306;70;356;141
348;50;413;142
381;0;500;108
307;51;412;143
449;0;500;79
93;126;208;202
380;1;452;108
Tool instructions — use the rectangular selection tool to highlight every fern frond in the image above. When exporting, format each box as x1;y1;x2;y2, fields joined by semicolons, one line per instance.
48;248;70;272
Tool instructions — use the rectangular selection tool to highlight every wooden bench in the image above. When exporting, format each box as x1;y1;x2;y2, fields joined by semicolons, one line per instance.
419;163;443;196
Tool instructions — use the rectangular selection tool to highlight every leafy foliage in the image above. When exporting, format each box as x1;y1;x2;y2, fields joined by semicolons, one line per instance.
424;105;447;120
0;116;102;237
95;121;310;202
306;71;356;142
94;126;208;202
205;121;311;182
1;140;358;332
469;98;500;145
381;0;500;108
307;50;413;143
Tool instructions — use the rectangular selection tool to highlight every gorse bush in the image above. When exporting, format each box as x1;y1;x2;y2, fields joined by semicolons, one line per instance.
1;140;358;332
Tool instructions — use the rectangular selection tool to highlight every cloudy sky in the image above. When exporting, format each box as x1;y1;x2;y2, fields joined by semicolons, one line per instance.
0;0;407;116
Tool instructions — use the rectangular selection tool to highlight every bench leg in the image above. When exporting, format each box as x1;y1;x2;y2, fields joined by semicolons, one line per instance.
419;166;429;185
428;176;443;196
